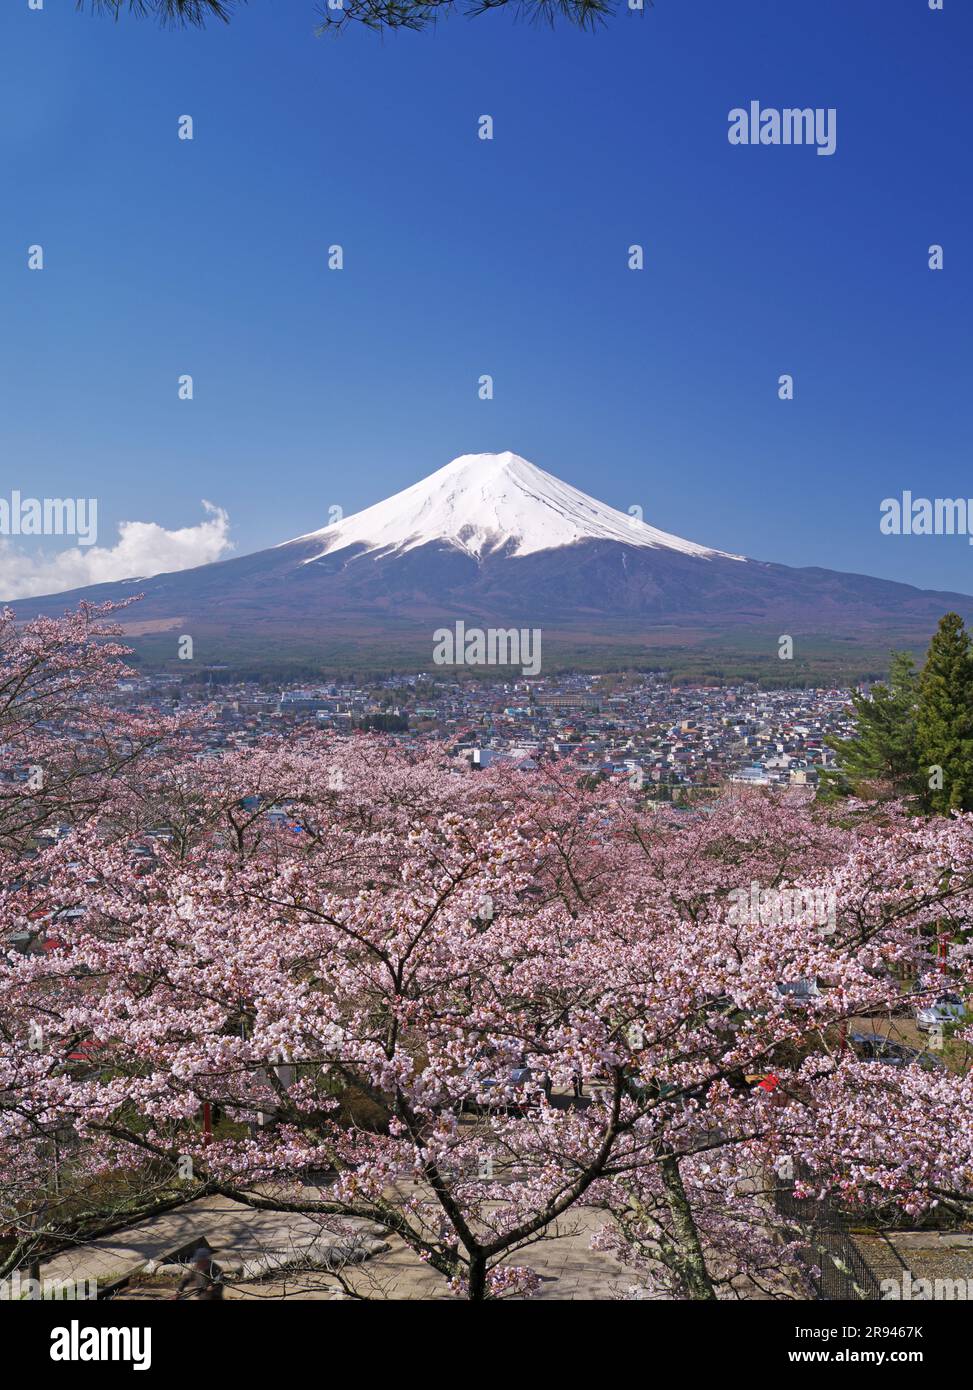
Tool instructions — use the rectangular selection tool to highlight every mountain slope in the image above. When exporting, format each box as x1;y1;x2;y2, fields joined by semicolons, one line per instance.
6;452;972;671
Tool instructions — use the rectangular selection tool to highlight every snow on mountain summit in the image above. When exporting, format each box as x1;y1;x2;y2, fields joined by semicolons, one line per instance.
291;452;744;563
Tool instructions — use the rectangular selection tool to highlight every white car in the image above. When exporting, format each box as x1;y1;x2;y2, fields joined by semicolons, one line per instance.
916;992;965;1032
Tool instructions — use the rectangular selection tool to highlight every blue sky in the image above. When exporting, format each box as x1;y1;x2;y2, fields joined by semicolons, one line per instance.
1;0;971;597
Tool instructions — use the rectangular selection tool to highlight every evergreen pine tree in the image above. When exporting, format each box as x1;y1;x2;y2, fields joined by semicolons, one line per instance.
826;650;919;799
916;612;973;814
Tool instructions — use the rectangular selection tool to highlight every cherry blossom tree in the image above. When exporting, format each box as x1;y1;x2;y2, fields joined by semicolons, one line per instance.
0;601;196;857
2;611;971;1299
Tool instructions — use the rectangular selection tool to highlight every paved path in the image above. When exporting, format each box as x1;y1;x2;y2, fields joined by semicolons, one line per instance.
39;1193;387;1295
35;1165;786;1301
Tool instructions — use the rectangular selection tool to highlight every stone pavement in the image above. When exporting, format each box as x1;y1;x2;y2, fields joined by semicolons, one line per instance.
34;1169;782;1301
40;1194;650;1300
38;1193;388;1296
294;1206;647;1301
853;1230;973;1295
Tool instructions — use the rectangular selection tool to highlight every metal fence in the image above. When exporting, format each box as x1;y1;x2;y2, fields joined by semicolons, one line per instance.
774;1165;882;1301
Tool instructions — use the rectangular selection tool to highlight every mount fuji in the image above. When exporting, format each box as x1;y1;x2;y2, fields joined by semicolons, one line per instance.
8;452;973;673
288;451;745;564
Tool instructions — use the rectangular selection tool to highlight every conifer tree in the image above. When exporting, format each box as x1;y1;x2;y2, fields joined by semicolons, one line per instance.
79;0;619;32
916;612;973;814
826;650;919;800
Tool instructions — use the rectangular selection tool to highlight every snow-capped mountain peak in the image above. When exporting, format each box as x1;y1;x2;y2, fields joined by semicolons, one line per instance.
290;452;744;563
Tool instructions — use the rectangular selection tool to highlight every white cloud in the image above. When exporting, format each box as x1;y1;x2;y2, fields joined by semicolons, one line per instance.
0;501;233;599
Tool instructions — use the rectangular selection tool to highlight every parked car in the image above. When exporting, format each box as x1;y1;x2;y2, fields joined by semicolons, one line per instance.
915;992;965;1032
849;1031;912;1067
849;1031;946;1071
461;1059;550;1114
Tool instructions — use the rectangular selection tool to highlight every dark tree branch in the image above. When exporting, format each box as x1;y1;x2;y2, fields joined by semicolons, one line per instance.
75;0;648;35
77;0;245;26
